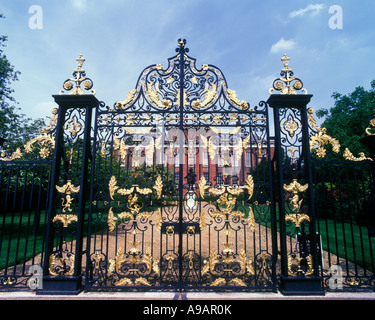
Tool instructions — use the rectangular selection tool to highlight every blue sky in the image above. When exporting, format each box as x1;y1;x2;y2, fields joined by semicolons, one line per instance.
1;0;375;127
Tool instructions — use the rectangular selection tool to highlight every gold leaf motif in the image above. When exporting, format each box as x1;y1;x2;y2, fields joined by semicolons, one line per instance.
210;278;226;286
107;207;118;232
147;82;171;109
230;278;247;287
193;82;217;108
136;187;153;195
226;88;249;110
283;179;308;194
153;259;160;276
116;278;133;286
154;209;163;231
246;206;256;232
208;187;225;196
52;214;78;227
115;89;137;109
343;148;373;162
24;133;55;158
0;148;22;161
49;251;75;276
108;176;119;200
153;176;163;199
117;211;133;220
243;175;254;201
134;277;152;286
198;176;209;198
56;180;80;195
309;128;340;157
285;213;310;228
199;210;207;232
108;248;126;275
117;187;134;196
227;187;244;196
113;137;129;159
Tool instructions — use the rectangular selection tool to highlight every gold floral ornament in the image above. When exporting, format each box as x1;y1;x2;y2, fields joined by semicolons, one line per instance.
269;54;307;95
59;54;95;95
309;127;340;158
1;108;58;161
0;148;22;161
343;148;373;162
54;180;80;228
283;115;302;137
49;249;75;276
146;81;172;109
226;88;249;110
283;179;310;228
107;175;163;232
107;247;159;287
308;109;372;161
191;82;217;109
115;89;138;110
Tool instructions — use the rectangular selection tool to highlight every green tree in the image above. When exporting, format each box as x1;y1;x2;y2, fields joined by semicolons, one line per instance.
0;13;46;153
316;80;375;156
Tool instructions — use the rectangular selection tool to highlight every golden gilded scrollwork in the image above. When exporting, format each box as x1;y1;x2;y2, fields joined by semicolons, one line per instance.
269;54;307;95
107;175;163;232
226;88;249;110
283;179;310;228
202;248;254;287
308;108;373;161
106;243;160;286
195;173;258;287
49;249;75;276
283;116;302;137
0;147;22;161
310;127;340;158
191;82;217;109
199;174;255;233
343;148;373;162
199;193;261;287
147;81;172;109
0;108;57;161
115;89;138;110
25;134;55;159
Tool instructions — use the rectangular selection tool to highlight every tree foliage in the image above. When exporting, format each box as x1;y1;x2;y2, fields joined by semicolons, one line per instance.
0;13;46;153
316;81;375;156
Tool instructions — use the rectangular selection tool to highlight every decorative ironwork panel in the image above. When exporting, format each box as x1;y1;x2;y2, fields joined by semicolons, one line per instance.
86;40;277;292
308;108;375;292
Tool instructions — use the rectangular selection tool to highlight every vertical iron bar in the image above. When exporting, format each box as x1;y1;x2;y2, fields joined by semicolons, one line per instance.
272;105;288;276
178;43;185;292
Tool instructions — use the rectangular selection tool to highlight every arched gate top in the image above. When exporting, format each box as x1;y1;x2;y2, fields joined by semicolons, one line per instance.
113;39;251;115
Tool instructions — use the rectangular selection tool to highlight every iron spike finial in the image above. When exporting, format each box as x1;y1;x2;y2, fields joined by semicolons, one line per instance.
269;53;307;95
176;38;189;53
60;54;96;96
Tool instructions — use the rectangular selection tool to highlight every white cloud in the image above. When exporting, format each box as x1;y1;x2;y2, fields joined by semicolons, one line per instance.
70;0;88;11
289;4;325;19
270;38;297;54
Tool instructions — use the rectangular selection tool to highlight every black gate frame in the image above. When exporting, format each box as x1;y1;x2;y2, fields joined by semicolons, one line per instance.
1;40;374;295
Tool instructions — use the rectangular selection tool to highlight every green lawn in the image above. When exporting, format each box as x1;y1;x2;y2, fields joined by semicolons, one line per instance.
0;210;47;270
1;203;374;273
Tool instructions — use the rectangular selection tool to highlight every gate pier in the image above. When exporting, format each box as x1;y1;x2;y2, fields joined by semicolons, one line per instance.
268;75;324;295
38;57;99;294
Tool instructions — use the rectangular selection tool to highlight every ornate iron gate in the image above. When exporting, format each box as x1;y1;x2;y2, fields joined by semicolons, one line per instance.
85;40;277;291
